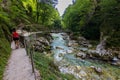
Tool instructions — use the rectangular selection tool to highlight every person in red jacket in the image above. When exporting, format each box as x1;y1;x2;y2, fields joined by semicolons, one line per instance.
12;28;20;49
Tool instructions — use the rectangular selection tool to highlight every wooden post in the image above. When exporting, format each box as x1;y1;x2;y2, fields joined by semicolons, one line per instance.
30;46;37;80
24;39;28;55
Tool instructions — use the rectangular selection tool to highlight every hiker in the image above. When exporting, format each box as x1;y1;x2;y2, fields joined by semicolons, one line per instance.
12;28;20;49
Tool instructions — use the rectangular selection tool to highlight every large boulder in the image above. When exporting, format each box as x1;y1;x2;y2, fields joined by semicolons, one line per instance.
33;36;51;52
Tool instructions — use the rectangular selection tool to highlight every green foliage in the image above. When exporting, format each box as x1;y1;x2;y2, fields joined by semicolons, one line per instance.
0;11;11;28
63;0;92;27
34;52;76;80
52;19;62;29
99;0;120;47
0;0;61;79
0;4;12;79
22;0;36;11
21;0;60;27
0;39;11;80
63;0;120;46
106;31;120;48
63;0;99;38
81;25;100;40
37;3;60;27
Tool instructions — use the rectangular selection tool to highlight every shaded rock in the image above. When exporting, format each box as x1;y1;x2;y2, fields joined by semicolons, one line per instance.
61;33;67;36
56;46;64;50
35;40;42;46
37;37;50;46
32;36;51;52
90;66;95;68
87;50;96;54
87;46;113;60
96;39;113;57
72;43;78;46
91;66;102;74
66;49;73;53
77;37;90;47
95;67;102;73
79;48;88;52
112;57;119;62
68;40;78;47
76;52;86;59
84;49;94;57
88;44;92;48
118;53;120;59
111;60;120;66
67;42;73;47
59;53;64;57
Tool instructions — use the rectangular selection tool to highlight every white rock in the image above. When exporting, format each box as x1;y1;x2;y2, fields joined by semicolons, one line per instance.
79;70;87;77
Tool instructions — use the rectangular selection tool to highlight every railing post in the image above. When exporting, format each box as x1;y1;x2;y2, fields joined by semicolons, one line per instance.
23;32;37;80
24;39;28;55
30;47;34;73
29;34;37;80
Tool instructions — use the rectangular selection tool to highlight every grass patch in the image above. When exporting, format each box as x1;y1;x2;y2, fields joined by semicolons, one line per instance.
0;38;11;80
33;52;77;80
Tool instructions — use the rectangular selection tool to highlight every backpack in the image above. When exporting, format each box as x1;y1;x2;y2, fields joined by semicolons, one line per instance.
12;32;19;38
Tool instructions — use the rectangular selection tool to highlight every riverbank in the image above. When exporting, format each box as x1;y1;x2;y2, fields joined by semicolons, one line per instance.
50;33;120;80
33;52;76;80
25;32;120;80
25;32;77;80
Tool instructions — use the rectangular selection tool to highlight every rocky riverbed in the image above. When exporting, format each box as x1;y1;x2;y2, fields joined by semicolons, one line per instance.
50;33;120;80
25;32;120;80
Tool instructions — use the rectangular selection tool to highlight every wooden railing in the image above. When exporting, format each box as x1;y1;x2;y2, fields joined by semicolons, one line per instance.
23;33;37;80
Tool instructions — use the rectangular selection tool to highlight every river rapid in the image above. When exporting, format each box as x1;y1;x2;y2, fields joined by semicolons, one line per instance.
50;33;120;80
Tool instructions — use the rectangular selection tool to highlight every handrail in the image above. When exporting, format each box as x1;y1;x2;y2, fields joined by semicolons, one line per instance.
23;33;37;80
21;30;70;80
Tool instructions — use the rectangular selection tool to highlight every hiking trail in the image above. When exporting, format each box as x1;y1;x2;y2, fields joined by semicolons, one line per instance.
3;42;40;80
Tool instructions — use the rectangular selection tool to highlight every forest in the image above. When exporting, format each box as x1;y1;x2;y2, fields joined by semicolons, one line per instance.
63;0;120;47
0;0;120;80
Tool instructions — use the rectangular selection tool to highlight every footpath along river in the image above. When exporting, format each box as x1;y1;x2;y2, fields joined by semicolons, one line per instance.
50;33;120;80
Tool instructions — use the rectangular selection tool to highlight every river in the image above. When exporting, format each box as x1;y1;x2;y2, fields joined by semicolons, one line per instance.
50;33;120;80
